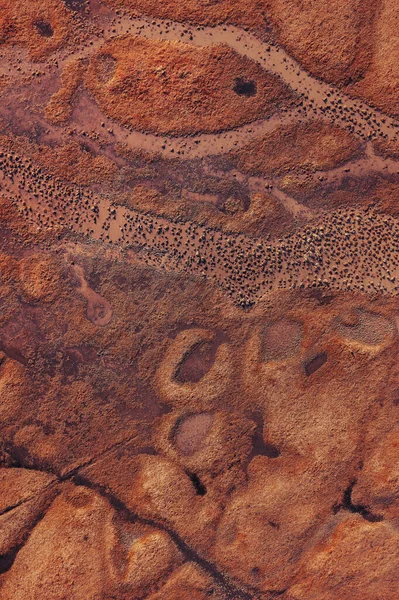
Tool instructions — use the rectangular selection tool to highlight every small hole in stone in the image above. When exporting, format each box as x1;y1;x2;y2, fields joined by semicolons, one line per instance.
187;472;207;496
250;412;281;459
251;567;261;578
233;77;257;97
34;20;54;37
305;352;327;376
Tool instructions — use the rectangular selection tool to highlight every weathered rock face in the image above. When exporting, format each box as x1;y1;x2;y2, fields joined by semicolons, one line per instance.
1;0;399;598
85;36;295;135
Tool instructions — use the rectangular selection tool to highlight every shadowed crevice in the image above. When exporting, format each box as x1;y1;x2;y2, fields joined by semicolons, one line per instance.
304;352;327;376
71;473;256;600
186;471;207;496
0;489;59;575
0;445;258;598
333;480;383;523
249;412;281;460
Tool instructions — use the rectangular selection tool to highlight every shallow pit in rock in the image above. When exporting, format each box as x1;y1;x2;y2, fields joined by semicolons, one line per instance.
233;78;257;97
34;20;54;38
175;413;213;456
304;352;327;376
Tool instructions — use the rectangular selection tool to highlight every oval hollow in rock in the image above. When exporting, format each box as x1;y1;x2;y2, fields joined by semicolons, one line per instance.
175;339;220;384
337;309;394;346
175;413;213;456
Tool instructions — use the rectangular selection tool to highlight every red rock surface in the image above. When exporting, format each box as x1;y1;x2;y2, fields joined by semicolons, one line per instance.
0;0;398;598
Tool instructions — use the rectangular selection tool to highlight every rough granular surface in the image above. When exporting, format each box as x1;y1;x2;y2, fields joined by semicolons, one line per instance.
0;0;398;598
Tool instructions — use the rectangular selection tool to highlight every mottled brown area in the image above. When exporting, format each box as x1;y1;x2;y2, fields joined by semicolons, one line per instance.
232;120;363;177
102;0;270;27
346;0;399;117
1;206;399;595
175;413;213;456
45;59;85;124
261;319;303;361
85;35;295;135
264;0;377;86
0;0;73;60
289;516;399;600
0;0;399;598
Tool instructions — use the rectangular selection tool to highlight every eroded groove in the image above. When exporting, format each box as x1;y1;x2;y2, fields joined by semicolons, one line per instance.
334;480;383;523
2;434;145;482
0;488;59;576
71;473;256;600
186;471;207;496
0;444;259;596
0;479;58;518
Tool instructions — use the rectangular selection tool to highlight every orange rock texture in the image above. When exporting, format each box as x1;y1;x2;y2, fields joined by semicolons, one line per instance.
0;0;399;598
103;0;269;27
85;36;296;135
231;120;363;177
0;0;73;60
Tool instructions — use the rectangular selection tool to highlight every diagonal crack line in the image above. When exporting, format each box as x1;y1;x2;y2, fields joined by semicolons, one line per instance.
0;441;264;597
71;473;258;600
0;487;60;575
59;433;150;481
1;433;148;483
0;434;148;525
0;478;59;518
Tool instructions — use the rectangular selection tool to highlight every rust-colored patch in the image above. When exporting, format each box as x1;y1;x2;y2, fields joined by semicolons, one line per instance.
85;35;296;135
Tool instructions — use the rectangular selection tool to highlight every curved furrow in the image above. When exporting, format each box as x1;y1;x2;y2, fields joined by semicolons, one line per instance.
2;150;399;308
